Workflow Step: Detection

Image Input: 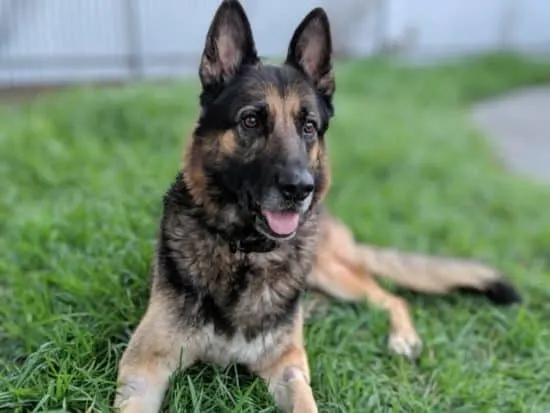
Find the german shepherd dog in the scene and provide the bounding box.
[114,1,521,411]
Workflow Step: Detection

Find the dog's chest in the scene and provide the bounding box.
[194,256,300,367]
[195,249,304,325]
[199,324,287,368]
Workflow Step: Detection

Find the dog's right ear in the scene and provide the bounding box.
[199,0,259,93]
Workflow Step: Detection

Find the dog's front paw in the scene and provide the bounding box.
[293,405,318,413]
[388,330,423,360]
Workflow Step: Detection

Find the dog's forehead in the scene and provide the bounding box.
[239,64,318,111]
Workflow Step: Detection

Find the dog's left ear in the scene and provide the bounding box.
[285,8,334,106]
[199,0,259,92]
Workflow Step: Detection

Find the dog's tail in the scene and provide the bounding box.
[357,244,522,305]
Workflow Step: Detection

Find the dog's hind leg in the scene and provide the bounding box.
[309,217,422,359]
[308,257,422,360]
[114,299,198,413]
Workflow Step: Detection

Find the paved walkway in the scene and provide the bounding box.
[470,85,550,182]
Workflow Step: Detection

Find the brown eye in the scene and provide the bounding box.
[303,120,316,135]
[241,114,258,129]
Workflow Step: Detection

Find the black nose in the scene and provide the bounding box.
[277,168,314,202]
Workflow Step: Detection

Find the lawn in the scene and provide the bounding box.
[1,53,550,412]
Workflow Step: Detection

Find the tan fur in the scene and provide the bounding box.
[356,244,505,294]
[265,86,301,123]
[182,138,207,207]
[114,296,198,412]
[305,214,521,358]
[308,215,422,357]
[115,275,307,413]
[253,309,317,413]
[308,140,319,167]
[314,150,331,204]
[218,130,238,155]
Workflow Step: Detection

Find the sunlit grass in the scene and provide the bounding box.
[1,53,550,412]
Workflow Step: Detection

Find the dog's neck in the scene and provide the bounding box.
[205,224,278,254]
[171,172,278,254]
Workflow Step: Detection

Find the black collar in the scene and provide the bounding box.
[227,233,278,254]
[203,223,278,254]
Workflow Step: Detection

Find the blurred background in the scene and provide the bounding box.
[1,2,550,411]
[1,0,549,90]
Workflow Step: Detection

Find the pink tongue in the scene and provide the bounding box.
[262,211,300,235]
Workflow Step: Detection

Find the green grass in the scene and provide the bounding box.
[1,53,550,412]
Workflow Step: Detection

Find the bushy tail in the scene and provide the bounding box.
[357,244,522,305]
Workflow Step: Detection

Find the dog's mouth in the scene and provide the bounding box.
[255,209,301,241]
[262,210,300,235]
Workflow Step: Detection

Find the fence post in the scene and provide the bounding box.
[123,0,143,80]
[373,0,388,54]
[499,0,519,50]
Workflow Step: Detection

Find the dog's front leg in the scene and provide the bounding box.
[257,345,318,413]
[253,310,318,413]
[113,301,198,413]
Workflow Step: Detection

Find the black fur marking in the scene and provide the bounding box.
[158,224,237,337]
[157,229,186,293]
[156,173,311,341]
[200,291,237,337]
[225,262,253,307]
[455,279,522,306]
[243,288,301,342]
[483,279,523,305]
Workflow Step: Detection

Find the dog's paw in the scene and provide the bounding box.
[388,330,423,360]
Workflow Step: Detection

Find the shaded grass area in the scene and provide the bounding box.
[1,53,550,412]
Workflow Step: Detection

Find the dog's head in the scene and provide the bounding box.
[184,0,334,241]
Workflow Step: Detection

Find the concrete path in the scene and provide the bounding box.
[470,85,550,182]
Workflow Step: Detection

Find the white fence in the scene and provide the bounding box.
[0,0,549,86]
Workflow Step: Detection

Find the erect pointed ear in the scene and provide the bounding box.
[199,0,259,91]
[285,8,334,102]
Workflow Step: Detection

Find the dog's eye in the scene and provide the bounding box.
[303,120,316,135]
[241,114,258,129]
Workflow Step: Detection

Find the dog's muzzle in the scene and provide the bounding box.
[255,165,314,241]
